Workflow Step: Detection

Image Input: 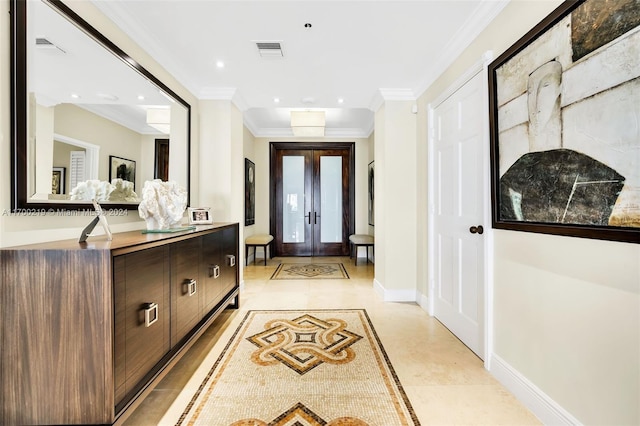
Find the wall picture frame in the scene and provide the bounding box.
[109,155,136,189]
[52,167,65,195]
[488,0,640,244]
[245,158,255,226]
[188,207,213,225]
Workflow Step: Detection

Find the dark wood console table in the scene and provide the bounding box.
[0,223,239,425]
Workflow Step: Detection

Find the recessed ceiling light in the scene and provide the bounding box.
[216,60,225,68]
[70,93,80,99]
[273,97,280,103]
[338,98,344,104]
[137,95,145,100]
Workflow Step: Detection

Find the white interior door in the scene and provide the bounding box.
[432,70,486,359]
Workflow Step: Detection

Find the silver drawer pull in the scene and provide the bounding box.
[187,279,197,296]
[226,254,236,267]
[144,302,158,327]
[209,264,220,279]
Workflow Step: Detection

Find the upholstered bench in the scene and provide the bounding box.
[349,234,374,265]
[245,234,274,266]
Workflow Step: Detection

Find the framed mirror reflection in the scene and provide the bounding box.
[10,0,191,210]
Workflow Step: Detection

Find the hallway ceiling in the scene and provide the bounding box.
[91,0,509,138]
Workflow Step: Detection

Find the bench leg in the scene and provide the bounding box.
[263,244,267,266]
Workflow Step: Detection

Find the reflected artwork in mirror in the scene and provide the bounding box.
[10,0,191,211]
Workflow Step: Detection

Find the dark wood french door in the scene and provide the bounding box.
[270,142,354,257]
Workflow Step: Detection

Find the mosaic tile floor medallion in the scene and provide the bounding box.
[270,263,350,280]
[173,310,420,425]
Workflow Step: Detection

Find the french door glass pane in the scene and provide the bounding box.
[282,156,305,243]
[320,156,342,243]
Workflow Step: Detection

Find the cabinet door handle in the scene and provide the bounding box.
[143,302,158,327]
[226,254,236,267]
[209,264,220,279]
[187,279,197,296]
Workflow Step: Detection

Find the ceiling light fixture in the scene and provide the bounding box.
[274,97,280,103]
[146,107,171,134]
[291,111,325,137]
[216,60,225,68]
[338,98,344,104]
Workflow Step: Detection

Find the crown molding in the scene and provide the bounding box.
[414,0,509,98]
[378,88,417,101]
[369,88,417,111]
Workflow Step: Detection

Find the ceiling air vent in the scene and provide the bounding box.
[256,41,283,58]
[35,37,66,53]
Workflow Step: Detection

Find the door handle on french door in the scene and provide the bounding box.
[305,212,311,224]
[314,212,320,224]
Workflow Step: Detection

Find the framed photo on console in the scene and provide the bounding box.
[188,207,213,225]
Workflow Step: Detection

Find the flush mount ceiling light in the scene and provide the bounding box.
[291,111,325,137]
[146,107,171,134]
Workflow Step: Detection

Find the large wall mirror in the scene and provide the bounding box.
[10,0,191,211]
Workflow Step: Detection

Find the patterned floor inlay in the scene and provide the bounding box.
[172,310,420,425]
[230,402,370,426]
[247,314,362,375]
[270,263,350,280]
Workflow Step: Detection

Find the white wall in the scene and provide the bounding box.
[373,100,418,300]
[417,1,640,424]
[55,103,144,186]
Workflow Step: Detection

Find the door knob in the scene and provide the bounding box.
[469,225,484,234]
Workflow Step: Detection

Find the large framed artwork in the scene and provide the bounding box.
[488,0,640,244]
[245,158,255,226]
[109,155,136,189]
[368,161,375,226]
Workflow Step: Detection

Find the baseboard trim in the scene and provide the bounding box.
[490,354,581,425]
[417,291,429,313]
[373,279,418,302]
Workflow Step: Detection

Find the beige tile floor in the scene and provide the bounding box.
[123,256,540,425]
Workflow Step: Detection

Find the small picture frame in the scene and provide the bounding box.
[109,155,136,189]
[188,207,213,225]
[52,167,66,194]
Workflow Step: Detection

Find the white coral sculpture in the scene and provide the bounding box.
[70,180,114,202]
[138,179,188,230]
[109,178,138,202]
